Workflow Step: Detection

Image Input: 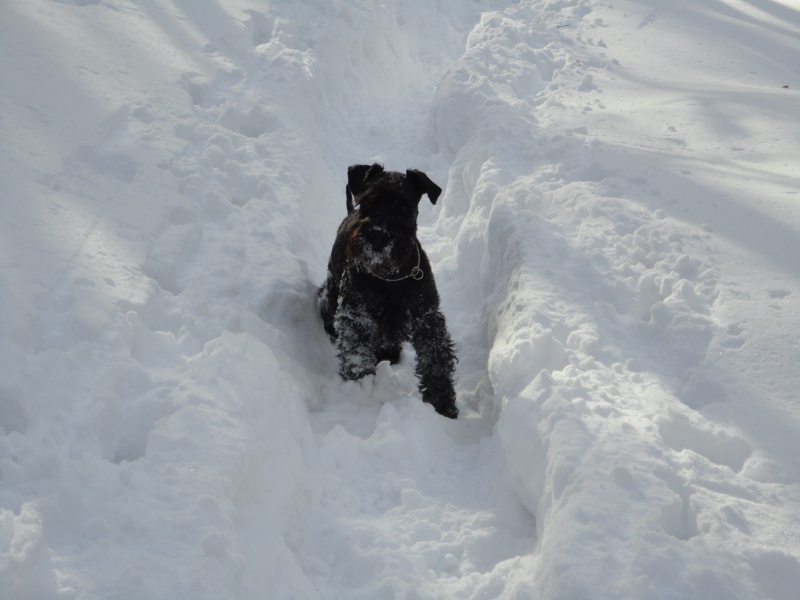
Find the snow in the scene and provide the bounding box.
[1,0,799,598]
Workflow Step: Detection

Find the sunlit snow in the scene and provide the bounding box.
[2,0,799,598]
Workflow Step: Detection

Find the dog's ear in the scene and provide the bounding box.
[347,163,384,196]
[406,169,442,204]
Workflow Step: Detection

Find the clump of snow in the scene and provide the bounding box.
[2,0,799,598]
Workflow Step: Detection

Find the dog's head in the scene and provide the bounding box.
[346,163,442,213]
[344,164,442,279]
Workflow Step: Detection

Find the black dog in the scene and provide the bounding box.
[319,164,458,418]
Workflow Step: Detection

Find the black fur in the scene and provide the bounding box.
[319,164,458,418]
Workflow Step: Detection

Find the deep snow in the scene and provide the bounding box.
[1,0,799,598]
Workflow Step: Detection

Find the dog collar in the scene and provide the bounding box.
[366,241,424,282]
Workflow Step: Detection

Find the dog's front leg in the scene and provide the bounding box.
[411,309,458,418]
[318,274,339,342]
[334,285,378,381]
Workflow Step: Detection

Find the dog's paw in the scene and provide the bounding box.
[338,356,376,382]
[436,402,459,419]
[423,389,459,419]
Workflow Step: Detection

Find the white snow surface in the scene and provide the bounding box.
[2,0,800,598]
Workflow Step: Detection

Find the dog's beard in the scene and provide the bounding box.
[348,233,415,279]
[360,240,395,273]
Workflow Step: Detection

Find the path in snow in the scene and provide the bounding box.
[262,1,543,596]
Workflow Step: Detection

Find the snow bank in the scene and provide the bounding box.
[432,2,800,597]
[2,0,799,598]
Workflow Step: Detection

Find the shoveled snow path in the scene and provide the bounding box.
[268,1,542,597]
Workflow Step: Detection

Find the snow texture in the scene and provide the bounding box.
[1,0,800,598]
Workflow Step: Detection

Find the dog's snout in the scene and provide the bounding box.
[366,228,390,250]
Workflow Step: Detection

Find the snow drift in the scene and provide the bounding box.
[2,0,799,598]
